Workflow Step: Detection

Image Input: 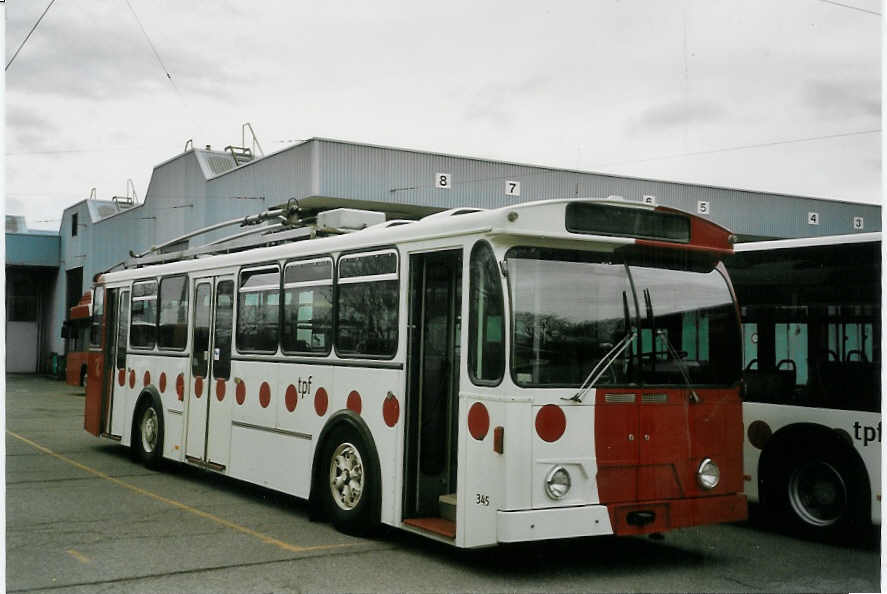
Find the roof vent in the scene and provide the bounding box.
[317,208,385,233]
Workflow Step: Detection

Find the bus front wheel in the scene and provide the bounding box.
[133,395,164,470]
[320,424,379,536]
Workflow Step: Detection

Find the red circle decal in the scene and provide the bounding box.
[143,371,151,388]
[216,379,226,401]
[285,385,298,412]
[129,370,136,389]
[176,373,184,401]
[346,390,362,415]
[535,404,567,442]
[159,372,167,393]
[118,369,126,387]
[259,382,271,408]
[195,376,204,398]
[236,381,246,405]
[383,393,400,427]
[314,387,328,416]
[468,402,490,441]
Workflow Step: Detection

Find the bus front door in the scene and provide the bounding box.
[185,277,234,469]
[106,288,130,439]
[404,250,462,525]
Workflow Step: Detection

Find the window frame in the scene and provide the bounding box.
[129,279,159,351]
[282,255,335,357]
[334,247,400,360]
[157,274,189,352]
[467,240,506,387]
[235,263,282,355]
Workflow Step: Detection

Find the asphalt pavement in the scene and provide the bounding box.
[5,374,881,593]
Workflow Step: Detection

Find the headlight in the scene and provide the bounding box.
[544,466,571,499]
[697,458,720,490]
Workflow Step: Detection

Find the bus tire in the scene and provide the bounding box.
[132,393,164,470]
[319,423,380,536]
[764,444,866,540]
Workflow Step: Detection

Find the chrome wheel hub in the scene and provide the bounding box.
[141,407,158,454]
[330,442,364,510]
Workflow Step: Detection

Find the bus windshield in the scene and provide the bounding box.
[506,247,740,388]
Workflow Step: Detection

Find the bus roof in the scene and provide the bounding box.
[98,198,734,284]
[734,231,881,253]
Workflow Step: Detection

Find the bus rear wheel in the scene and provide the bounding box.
[133,396,164,470]
[320,424,379,536]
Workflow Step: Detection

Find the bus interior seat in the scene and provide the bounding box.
[743,359,796,404]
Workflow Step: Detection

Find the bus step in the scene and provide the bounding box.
[438,493,457,523]
[403,517,456,539]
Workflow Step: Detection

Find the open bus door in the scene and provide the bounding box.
[84,286,125,438]
[84,286,107,436]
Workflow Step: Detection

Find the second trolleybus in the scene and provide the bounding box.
[726,233,881,538]
[84,198,747,547]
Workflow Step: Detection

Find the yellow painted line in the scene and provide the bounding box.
[8,430,355,555]
[66,549,92,564]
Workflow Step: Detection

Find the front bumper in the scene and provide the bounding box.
[497,493,747,542]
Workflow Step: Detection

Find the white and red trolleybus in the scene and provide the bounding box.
[726,233,881,538]
[84,198,747,547]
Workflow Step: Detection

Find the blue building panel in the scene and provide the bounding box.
[6,233,60,268]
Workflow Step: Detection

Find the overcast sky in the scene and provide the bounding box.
[5,0,881,230]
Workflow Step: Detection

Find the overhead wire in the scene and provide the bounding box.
[6,0,58,71]
[593,129,881,167]
[813,0,881,15]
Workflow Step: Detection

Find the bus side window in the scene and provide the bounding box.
[282,258,333,355]
[236,266,281,353]
[130,280,158,349]
[158,275,188,350]
[336,251,398,357]
[90,286,104,347]
[213,281,234,380]
[192,283,211,378]
[117,290,130,370]
[468,241,504,385]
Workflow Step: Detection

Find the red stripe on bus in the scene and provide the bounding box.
[285,385,298,412]
[314,387,328,416]
[468,402,490,441]
[383,393,399,427]
[346,390,362,415]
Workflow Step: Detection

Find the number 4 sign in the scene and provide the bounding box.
[807,212,820,226]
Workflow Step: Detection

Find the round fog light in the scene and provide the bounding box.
[697,457,720,490]
[544,465,571,499]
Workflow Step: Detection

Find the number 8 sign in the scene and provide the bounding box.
[435,173,452,189]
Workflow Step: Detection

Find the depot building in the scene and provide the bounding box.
[5,136,881,374]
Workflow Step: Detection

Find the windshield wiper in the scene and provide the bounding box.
[565,329,637,403]
[656,329,702,404]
